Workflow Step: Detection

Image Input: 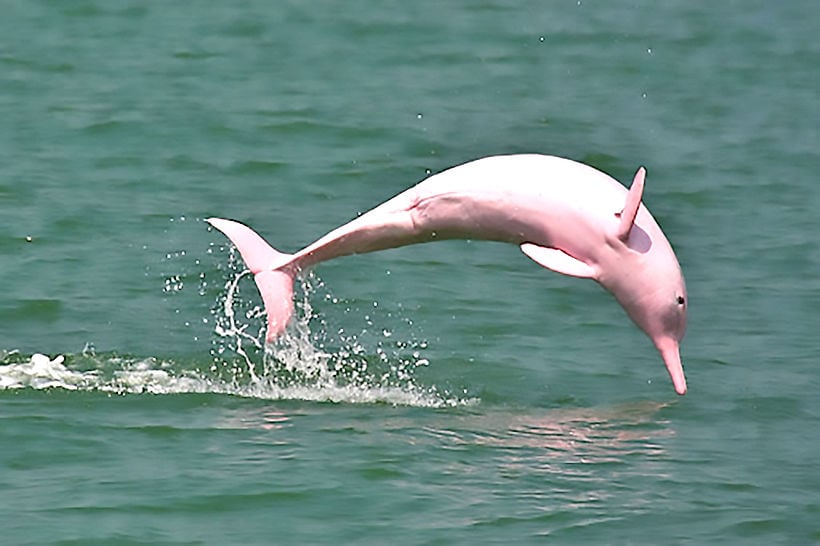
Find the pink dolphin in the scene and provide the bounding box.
[208,154,688,395]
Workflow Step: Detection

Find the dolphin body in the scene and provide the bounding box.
[208,154,688,395]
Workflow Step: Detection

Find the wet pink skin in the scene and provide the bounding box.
[209,154,688,395]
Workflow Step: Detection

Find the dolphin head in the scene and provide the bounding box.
[603,167,689,395]
[619,263,688,395]
[605,231,688,395]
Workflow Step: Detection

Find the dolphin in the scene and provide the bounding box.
[207,154,688,395]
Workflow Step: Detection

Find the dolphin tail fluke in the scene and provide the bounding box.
[207,218,296,342]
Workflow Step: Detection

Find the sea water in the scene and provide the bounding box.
[1,1,818,543]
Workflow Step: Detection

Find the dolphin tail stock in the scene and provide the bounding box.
[207,218,296,342]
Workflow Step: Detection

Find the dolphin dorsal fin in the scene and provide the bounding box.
[617,166,646,242]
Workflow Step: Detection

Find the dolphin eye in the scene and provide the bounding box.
[676,296,685,305]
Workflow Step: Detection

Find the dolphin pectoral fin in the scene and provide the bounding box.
[520,243,597,279]
[617,166,646,242]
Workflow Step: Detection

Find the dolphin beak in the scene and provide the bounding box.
[657,340,687,395]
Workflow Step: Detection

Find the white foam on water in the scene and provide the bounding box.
[0,351,468,407]
[0,353,91,391]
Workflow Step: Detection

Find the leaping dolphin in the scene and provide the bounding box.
[207,154,688,395]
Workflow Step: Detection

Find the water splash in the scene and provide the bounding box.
[0,249,472,407]
[205,253,468,407]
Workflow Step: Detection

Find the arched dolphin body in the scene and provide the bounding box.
[208,154,688,395]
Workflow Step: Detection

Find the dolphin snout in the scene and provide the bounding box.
[657,340,687,395]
